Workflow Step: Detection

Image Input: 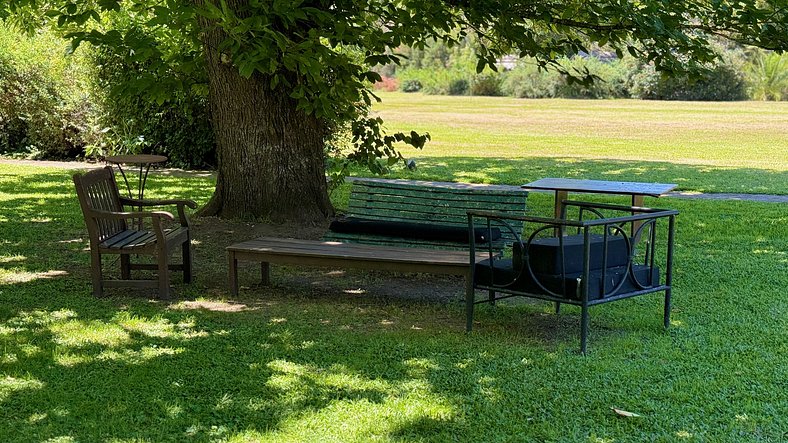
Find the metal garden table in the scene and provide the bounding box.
[105,154,168,201]
[521,178,677,235]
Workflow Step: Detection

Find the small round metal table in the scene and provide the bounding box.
[105,154,168,200]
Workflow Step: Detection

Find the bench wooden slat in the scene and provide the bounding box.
[103,230,151,249]
[329,178,528,251]
[101,230,139,248]
[227,237,491,297]
[348,199,523,217]
[352,186,528,202]
[228,237,483,265]
[101,227,189,250]
[349,177,526,193]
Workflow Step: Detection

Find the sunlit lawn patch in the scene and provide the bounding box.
[368,93,788,195]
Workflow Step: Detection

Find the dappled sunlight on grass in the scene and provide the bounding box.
[2,143,788,440]
[95,345,183,364]
[0,254,26,263]
[403,357,441,377]
[255,358,457,442]
[1,308,208,370]
[115,312,207,339]
[0,269,68,284]
[0,376,45,402]
[50,320,131,348]
[171,299,254,312]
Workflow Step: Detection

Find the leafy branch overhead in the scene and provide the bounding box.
[4,0,786,118]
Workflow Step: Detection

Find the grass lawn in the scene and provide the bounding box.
[1,97,787,442]
[366,93,788,195]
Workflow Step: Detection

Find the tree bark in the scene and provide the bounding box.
[196,1,334,223]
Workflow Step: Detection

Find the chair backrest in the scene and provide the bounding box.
[73,166,126,243]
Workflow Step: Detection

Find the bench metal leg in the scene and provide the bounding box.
[488,289,495,305]
[580,304,589,354]
[554,302,561,314]
[664,288,672,329]
[465,275,475,332]
[261,262,270,286]
[228,252,239,296]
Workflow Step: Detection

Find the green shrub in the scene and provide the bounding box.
[0,29,96,159]
[398,68,470,95]
[400,79,422,92]
[746,50,788,101]
[552,56,632,99]
[630,59,748,101]
[90,32,216,169]
[500,63,556,98]
[470,73,502,96]
[448,78,469,95]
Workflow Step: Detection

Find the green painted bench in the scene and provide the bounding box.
[325,178,529,252]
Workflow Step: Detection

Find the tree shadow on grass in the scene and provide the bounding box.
[4,272,619,441]
[0,169,618,441]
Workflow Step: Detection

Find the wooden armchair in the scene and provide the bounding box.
[73,166,197,298]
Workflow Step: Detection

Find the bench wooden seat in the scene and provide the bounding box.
[227,237,487,296]
[100,227,189,251]
[325,178,529,251]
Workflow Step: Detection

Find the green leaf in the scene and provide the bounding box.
[476,58,486,73]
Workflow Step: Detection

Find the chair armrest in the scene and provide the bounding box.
[119,196,197,209]
[119,197,195,227]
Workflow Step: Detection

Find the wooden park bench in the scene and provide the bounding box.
[227,178,529,295]
[325,177,529,252]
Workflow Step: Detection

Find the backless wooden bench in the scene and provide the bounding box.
[227,237,487,296]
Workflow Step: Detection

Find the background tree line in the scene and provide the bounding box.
[1,27,786,167]
[380,36,788,101]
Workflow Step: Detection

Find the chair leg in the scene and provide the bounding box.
[182,235,193,284]
[664,288,672,329]
[157,249,171,299]
[90,249,104,297]
[120,255,131,280]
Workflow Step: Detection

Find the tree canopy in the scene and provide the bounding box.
[2,0,786,221]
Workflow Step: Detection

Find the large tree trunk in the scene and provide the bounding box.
[196,3,334,223]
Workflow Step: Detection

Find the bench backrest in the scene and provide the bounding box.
[329,178,528,250]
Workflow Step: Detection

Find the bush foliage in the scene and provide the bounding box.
[91,44,215,169]
[0,29,96,159]
[0,26,215,167]
[394,39,781,103]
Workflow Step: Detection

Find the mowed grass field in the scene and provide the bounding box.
[1,97,787,442]
[366,93,788,195]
